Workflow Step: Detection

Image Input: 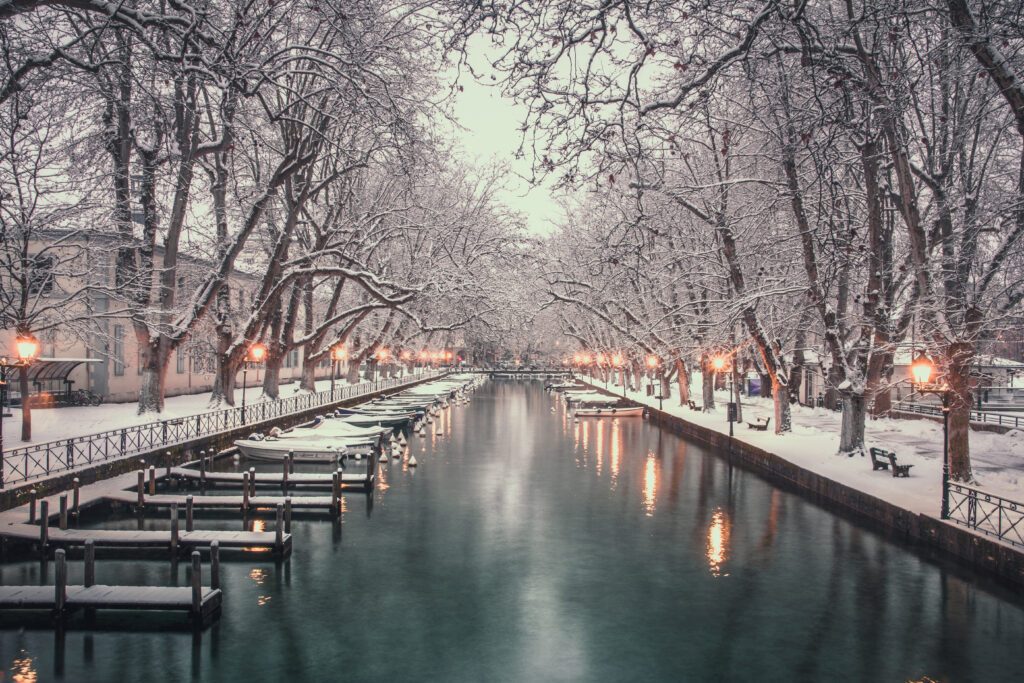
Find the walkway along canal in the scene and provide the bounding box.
[0,379,1022,681]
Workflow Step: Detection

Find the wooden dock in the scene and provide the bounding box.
[0,548,222,624]
[104,490,335,512]
[0,522,291,556]
[168,466,374,490]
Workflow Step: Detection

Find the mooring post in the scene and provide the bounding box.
[331,471,340,516]
[210,541,220,590]
[137,470,145,508]
[170,503,179,553]
[282,457,289,491]
[58,495,68,531]
[275,503,284,554]
[54,549,67,616]
[148,465,156,495]
[84,539,95,587]
[249,467,256,496]
[28,489,37,524]
[186,495,194,532]
[191,551,202,615]
[165,451,172,478]
[39,500,49,551]
[284,497,292,533]
[199,449,207,485]
[72,478,80,519]
[242,472,250,512]
[289,450,295,474]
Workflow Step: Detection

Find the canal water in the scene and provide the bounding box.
[1,380,1023,681]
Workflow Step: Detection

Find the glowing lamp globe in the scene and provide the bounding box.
[247,342,267,363]
[646,355,659,369]
[712,356,726,371]
[14,334,40,362]
[911,351,934,386]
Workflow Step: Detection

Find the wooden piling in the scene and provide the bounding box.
[249,467,256,496]
[190,551,202,615]
[170,503,179,553]
[54,549,67,615]
[275,504,283,553]
[210,541,220,591]
[148,465,156,495]
[28,489,37,524]
[284,498,292,534]
[242,472,250,512]
[39,501,49,550]
[186,495,194,532]
[165,451,172,478]
[137,470,145,508]
[199,449,207,484]
[72,478,80,518]
[59,495,68,530]
[282,458,289,491]
[84,539,95,587]
[331,471,339,515]
[289,450,295,474]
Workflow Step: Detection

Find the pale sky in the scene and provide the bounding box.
[446,49,565,236]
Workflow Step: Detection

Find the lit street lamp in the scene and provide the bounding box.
[1,333,41,488]
[330,344,347,396]
[910,350,951,519]
[242,342,267,425]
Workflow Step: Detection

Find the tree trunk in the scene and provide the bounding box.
[866,348,894,417]
[346,361,360,385]
[824,366,843,410]
[262,354,282,400]
[946,341,975,482]
[732,366,743,423]
[675,359,690,406]
[299,354,317,393]
[138,361,168,414]
[838,392,866,455]
[18,367,30,441]
[702,363,715,411]
[211,357,238,408]
[773,379,791,434]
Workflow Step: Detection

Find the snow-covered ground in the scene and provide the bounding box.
[2,371,430,449]
[584,378,1024,517]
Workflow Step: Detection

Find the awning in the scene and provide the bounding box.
[23,358,102,383]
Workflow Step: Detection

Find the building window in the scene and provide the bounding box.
[113,325,125,376]
[176,346,185,374]
[28,254,56,295]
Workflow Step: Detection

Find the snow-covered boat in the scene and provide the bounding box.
[573,405,645,418]
[334,411,417,427]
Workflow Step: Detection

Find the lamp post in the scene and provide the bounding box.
[646,355,662,410]
[242,342,267,425]
[910,350,951,519]
[1,333,41,488]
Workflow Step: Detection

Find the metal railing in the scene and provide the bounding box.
[2,370,446,487]
[894,401,1024,430]
[947,482,1024,548]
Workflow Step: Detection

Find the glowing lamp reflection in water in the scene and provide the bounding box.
[706,508,732,577]
[642,452,657,516]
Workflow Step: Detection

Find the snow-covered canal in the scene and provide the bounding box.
[2,380,1023,681]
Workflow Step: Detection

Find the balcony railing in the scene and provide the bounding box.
[2,370,445,487]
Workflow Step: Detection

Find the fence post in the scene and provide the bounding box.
[148,465,156,495]
[72,478,80,519]
[66,439,74,469]
[29,489,37,524]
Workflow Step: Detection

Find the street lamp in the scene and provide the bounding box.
[242,342,267,425]
[646,355,662,410]
[910,350,951,519]
[330,344,347,395]
[1,333,41,488]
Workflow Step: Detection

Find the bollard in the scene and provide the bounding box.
[165,451,172,478]
[84,539,95,587]
[289,451,295,474]
[284,498,292,534]
[29,489,37,524]
[170,503,179,553]
[72,478,80,519]
[59,495,68,531]
[148,465,156,496]
[39,500,49,550]
[282,458,289,491]
[331,471,339,515]
[249,467,256,496]
[199,449,207,484]
[242,472,250,512]
[186,495,194,532]
[275,504,284,553]
[54,549,67,615]
[210,541,220,590]
[137,471,145,508]
[191,551,202,615]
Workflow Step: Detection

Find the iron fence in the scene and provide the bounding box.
[3,371,445,487]
[946,482,1024,548]
[894,401,1024,430]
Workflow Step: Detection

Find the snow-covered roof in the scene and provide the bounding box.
[892,350,1024,368]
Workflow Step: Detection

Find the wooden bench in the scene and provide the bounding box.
[746,417,770,431]
[687,400,703,412]
[869,447,913,478]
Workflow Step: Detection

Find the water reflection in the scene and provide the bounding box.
[249,568,267,586]
[610,420,621,489]
[252,519,265,533]
[11,650,37,683]
[706,507,731,578]
[642,452,658,516]
[595,420,604,476]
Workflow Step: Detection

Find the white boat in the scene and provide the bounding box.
[574,405,645,418]
[234,438,354,462]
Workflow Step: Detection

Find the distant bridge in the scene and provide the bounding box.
[468,368,573,377]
